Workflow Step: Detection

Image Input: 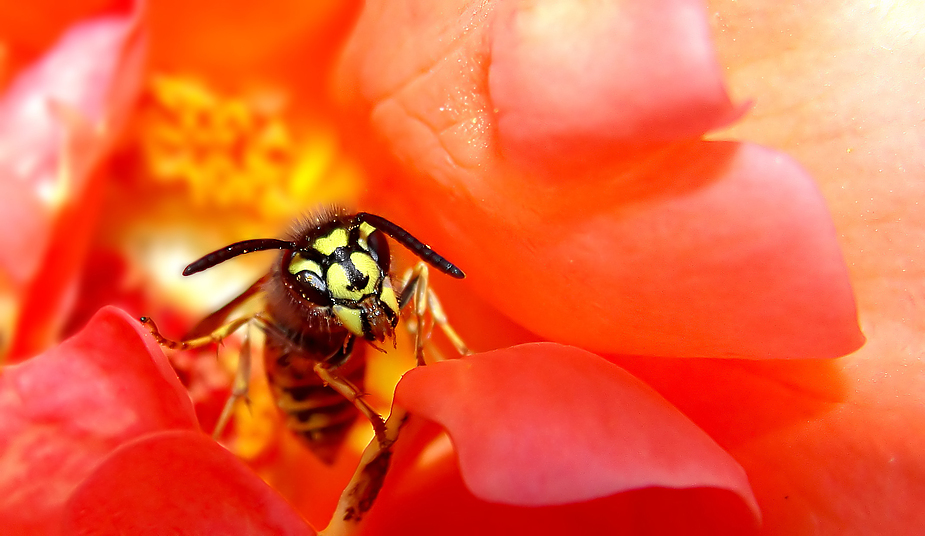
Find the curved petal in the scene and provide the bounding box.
[0,1,146,358]
[615,332,925,533]
[336,1,862,359]
[734,339,925,534]
[502,141,863,359]
[378,141,862,359]
[147,0,359,102]
[363,419,759,535]
[490,0,743,168]
[706,1,925,532]
[0,306,198,534]
[394,342,759,518]
[62,430,316,535]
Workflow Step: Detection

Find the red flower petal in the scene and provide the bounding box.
[617,340,925,533]
[147,0,358,95]
[394,343,759,519]
[737,344,925,534]
[364,419,759,535]
[0,1,146,358]
[490,0,743,167]
[62,430,316,536]
[0,306,197,534]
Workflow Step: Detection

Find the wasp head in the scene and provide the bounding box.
[285,220,400,342]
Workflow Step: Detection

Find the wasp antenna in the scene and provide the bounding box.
[356,212,465,279]
[184,238,297,276]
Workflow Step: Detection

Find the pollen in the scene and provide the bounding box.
[136,75,359,221]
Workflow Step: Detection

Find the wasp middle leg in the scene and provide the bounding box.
[399,262,471,366]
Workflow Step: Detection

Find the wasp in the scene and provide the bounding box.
[140,208,468,463]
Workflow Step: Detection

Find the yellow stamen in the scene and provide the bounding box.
[136,75,360,221]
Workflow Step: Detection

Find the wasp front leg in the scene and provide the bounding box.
[399,262,471,366]
[140,314,257,438]
[313,363,389,448]
[140,315,252,351]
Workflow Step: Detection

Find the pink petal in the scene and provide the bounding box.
[364,419,760,535]
[0,1,146,358]
[739,340,925,534]
[394,342,759,518]
[0,306,198,534]
[490,0,744,167]
[0,1,117,60]
[62,430,316,535]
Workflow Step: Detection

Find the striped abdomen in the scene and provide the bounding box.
[264,335,365,464]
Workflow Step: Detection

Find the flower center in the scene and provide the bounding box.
[136,75,358,220]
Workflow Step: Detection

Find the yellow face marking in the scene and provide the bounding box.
[312,227,348,256]
[326,264,364,301]
[380,280,399,317]
[287,254,322,276]
[357,222,376,251]
[359,222,376,239]
[350,252,381,295]
[333,304,363,336]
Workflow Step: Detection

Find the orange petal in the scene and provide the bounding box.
[490,0,744,168]
[705,2,925,530]
[147,0,360,97]
[336,1,862,359]
[0,0,117,67]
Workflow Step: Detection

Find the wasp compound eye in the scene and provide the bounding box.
[287,252,333,305]
[366,229,391,273]
[294,269,332,305]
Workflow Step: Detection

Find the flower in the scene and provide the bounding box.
[1,1,923,535]
[332,1,923,534]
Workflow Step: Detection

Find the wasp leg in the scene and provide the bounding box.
[313,363,389,449]
[139,315,258,439]
[212,323,254,439]
[398,263,428,366]
[140,315,252,351]
[399,262,471,365]
[424,285,471,357]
